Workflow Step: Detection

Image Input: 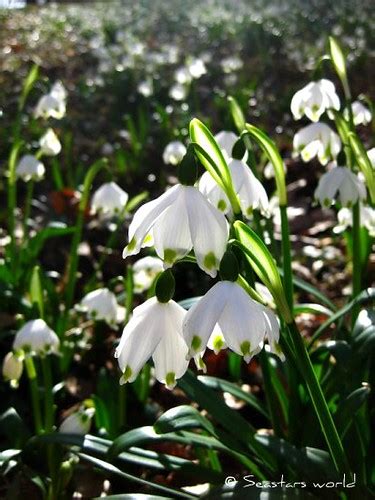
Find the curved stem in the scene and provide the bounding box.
[25,356,43,435]
[351,202,361,324]
[287,320,352,477]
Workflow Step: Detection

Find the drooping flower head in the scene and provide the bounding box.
[59,407,95,435]
[80,288,124,325]
[13,319,60,356]
[34,81,67,120]
[344,101,372,126]
[91,182,129,217]
[39,128,62,156]
[2,352,23,387]
[291,79,340,122]
[293,122,341,165]
[123,184,229,278]
[16,155,45,182]
[314,166,367,207]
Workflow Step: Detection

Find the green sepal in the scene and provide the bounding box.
[155,270,175,303]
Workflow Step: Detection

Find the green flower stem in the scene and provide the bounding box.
[258,350,285,438]
[65,160,106,312]
[25,356,43,435]
[22,180,34,243]
[279,205,294,311]
[41,356,54,432]
[7,142,22,271]
[125,266,134,324]
[287,320,352,477]
[351,201,361,324]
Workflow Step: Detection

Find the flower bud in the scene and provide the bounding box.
[2,352,23,387]
[59,408,95,435]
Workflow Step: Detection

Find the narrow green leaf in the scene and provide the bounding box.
[20,64,39,110]
[228,96,246,132]
[29,265,44,318]
[329,37,350,98]
[348,132,375,203]
[154,405,216,435]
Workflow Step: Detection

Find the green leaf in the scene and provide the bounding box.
[348,132,375,203]
[154,405,216,435]
[197,375,269,419]
[244,124,287,206]
[26,223,75,261]
[29,265,44,319]
[334,387,371,439]
[293,303,333,318]
[233,222,292,323]
[125,191,149,213]
[329,37,349,98]
[20,64,39,110]
[228,96,246,132]
[92,395,111,436]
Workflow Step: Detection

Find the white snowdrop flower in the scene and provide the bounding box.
[188,58,207,79]
[169,83,187,101]
[366,147,375,167]
[214,130,247,162]
[80,288,121,325]
[290,79,340,122]
[39,129,62,156]
[262,306,284,360]
[123,184,229,278]
[175,67,192,85]
[162,141,187,165]
[133,256,164,293]
[13,319,60,355]
[183,281,278,363]
[2,352,23,387]
[91,182,129,217]
[59,408,95,435]
[34,81,67,120]
[315,166,367,207]
[345,101,372,126]
[334,205,375,237]
[293,122,341,165]
[137,79,153,97]
[16,154,45,181]
[115,297,189,389]
[199,159,269,217]
[34,94,66,120]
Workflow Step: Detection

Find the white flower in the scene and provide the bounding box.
[367,147,375,167]
[188,58,207,79]
[314,166,367,207]
[137,79,153,97]
[115,297,189,389]
[293,122,341,165]
[91,182,129,217]
[183,281,281,363]
[162,141,187,165]
[214,130,247,162]
[345,101,372,126]
[221,56,243,73]
[39,129,61,156]
[334,205,375,237]
[50,81,67,102]
[2,352,23,387]
[80,288,123,325]
[16,154,45,181]
[175,67,192,85]
[291,79,340,122]
[264,160,287,179]
[59,408,95,435]
[199,158,269,217]
[34,81,67,120]
[123,184,229,278]
[133,256,164,293]
[13,319,60,355]
[169,83,187,101]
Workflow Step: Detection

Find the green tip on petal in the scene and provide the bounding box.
[124,237,136,256]
[120,365,132,385]
[218,199,227,211]
[241,340,252,363]
[165,372,176,389]
[164,248,177,265]
[203,252,217,270]
[191,335,202,353]
[212,335,225,354]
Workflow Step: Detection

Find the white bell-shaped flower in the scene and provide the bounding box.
[183,281,280,363]
[162,141,187,165]
[199,158,269,217]
[334,205,375,237]
[314,166,367,207]
[39,129,62,156]
[115,297,189,389]
[34,81,67,120]
[2,352,23,387]
[291,79,340,122]
[133,256,164,293]
[293,122,341,165]
[345,101,372,126]
[80,288,123,325]
[16,154,45,181]
[59,407,95,435]
[123,184,229,278]
[91,182,129,217]
[13,319,60,355]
